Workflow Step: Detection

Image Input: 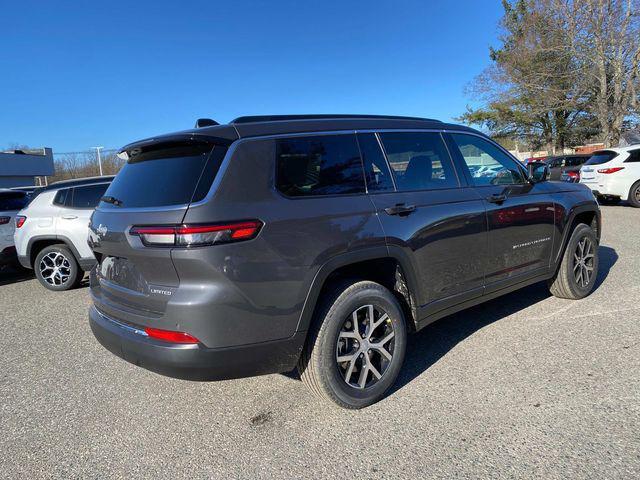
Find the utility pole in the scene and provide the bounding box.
[93,146,104,176]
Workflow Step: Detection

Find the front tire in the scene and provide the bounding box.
[34,244,82,291]
[298,280,407,409]
[548,224,599,299]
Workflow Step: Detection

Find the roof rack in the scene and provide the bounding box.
[230,114,442,124]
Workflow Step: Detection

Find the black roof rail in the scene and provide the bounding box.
[230,114,442,124]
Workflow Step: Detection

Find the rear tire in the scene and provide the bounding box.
[628,181,640,208]
[34,244,82,291]
[298,280,407,409]
[548,224,599,299]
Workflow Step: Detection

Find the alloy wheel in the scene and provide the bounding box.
[336,304,395,389]
[39,251,71,286]
[573,237,595,288]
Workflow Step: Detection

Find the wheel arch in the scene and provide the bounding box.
[27,235,82,269]
[554,204,600,267]
[295,246,422,333]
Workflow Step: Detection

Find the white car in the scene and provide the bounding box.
[0,189,30,268]
[13,176,113,290]
[580,145,640,207]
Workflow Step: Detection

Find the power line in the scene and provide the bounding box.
[53,148,118,156]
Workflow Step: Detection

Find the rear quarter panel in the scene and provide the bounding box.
[177,138,386,347]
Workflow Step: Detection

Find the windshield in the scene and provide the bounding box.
[585,151,617,166]
[100,142,226,209]
[0,191,29,211]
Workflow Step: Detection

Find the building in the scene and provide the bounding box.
[574,143,605,155]
[0,148,54,188]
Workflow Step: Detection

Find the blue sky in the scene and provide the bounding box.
[0,1,503,153]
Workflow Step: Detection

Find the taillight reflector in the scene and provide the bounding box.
[130,220,262,247]
[0,216,10,225]
[144,327,200,344]
[15,216,26,228]
[597,167,625,174]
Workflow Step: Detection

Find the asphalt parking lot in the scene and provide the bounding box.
[1,205,639,479]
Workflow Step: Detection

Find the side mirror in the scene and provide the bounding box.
[528,161,550,183]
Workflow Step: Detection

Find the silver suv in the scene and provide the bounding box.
[14,176,113,290]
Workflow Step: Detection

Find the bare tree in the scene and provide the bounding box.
[461,0,639,149]
[574,0,640,146]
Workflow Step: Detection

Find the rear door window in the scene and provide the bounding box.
[585,151,617,165]
[69,184,110,209]
[0,191,29,211]
[53,189,70,206]
[378,132,459,191]
[275,134,365,197]
[100,142,222,209]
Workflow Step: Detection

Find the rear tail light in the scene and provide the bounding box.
[130,220,263,247]
[0,216,10,225]
[144,327,200,344]
[566,171,580,182]
[15,216,26,228]
[597,167,625,174]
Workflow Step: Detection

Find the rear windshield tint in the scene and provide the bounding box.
[0,191,29,211]
[585,151,617,166]
[100,142,223,208]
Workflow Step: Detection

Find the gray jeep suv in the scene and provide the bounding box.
[88,115,601,408]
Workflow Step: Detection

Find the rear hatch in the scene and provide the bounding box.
[0,191,29,250]
[89,137,230,321]
[580,150,618,184]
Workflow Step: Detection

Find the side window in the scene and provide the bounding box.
[625,149,640,163]
[53,189,69,206]
[547,157,561,168]
[356,133,394,192]
[378,132,459,191]
[450,133,525,186]
[0,192,28,211]
[275,134,365,197]
[69,184,109,208]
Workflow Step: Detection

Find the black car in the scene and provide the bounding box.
[88,114,601,408]
[545,154,591,181]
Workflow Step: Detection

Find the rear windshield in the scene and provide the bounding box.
[100,142,224,209]
[585,151,617,166]
[0,191,29,211]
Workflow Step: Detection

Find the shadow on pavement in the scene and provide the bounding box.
[391,243,618,394]
[284,244,619,390]
[0,266,35,286]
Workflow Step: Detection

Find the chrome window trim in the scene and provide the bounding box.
[373,132,397,191]
[165,127,514,209]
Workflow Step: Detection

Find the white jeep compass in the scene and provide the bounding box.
[13,176,113,290]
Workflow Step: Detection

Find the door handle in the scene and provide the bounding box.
[487,194,507,204]
[384,203,417,216]
[61,214,78,220]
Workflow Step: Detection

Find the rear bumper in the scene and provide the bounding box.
[17,254,31,269]
[89,305,306,381]
[581,179,627,200]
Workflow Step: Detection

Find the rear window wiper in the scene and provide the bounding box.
[101,195,123,207]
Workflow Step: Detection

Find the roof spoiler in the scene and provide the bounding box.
[194,118,219,128]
